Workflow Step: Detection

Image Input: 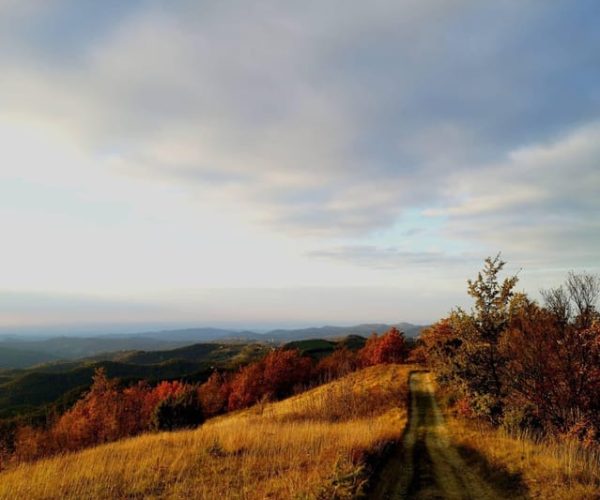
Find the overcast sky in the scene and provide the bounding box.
[1,1,599,331]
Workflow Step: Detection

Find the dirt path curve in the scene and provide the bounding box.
[370,371,511,500]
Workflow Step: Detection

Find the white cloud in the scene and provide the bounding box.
[427,122,600,267]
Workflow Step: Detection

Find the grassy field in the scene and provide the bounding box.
[445,417,600,499]
[0,364,413,499]
[420,367,600,500]
[431,377,600,499]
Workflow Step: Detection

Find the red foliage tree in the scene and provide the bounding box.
[373,327,408,364]
[228,360,266,411]
[120,381,157,435]
[263,349,312,399]
[198,371,230,418]
[152,380,188,401]
[51,368,122,451]
[227,348,313,410]
[359,328,408,366]
[358,333,379,367]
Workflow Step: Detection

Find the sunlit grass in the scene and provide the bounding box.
[446,410,600,499]
[0,364,413,499]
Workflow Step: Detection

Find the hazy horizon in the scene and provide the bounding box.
[1,1,598,331]
[0,317,427,339]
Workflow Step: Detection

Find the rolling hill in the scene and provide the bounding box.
[0,337,192,365]
[0,364,413,499]
[0,346,59,370]
[261,322,423,342]
[0,342,270,421]
[0,334,368,421]
[284,334,366,358]
[0,322,424,369]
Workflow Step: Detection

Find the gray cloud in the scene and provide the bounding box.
[1,0,599,267]
[309,246,478,270]
[428,122,600,269]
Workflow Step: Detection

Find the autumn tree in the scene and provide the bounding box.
[13,426,51,463]
[423,257,600,442]
[117,381,161,436]
[228,360,266,410]
[501,297,562,430]
[51,367,122,450]
[359,327,408,366]
[358,333,379,367]
[263,348,312,399]
[373,327,408,364]
[504,285,600,439]
[420,315,465,385]
[198,371,230,418]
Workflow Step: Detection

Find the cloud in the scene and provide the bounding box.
[309,246,477,270]
[0,0,599,321]
[2,1,598,239]
[425,122,600,268]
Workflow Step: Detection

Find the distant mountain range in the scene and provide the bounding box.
[133,322,424,342]
[0,322,425,370]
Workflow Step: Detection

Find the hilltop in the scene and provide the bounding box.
[0,364,413,499]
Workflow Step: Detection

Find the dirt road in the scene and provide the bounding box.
[370,371,517,500]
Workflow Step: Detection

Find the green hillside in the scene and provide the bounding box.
[0,346,59,369]
[284,335,366,358]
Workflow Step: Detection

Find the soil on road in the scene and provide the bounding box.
[370,371,520,500]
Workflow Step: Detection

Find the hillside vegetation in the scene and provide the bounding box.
[0,347,59,370]
[419,257,599,441]
[0,364,412,499]
[415,256,600,498]
[0,342,269,420]
[0,322,423,369]
[283,334,366,358]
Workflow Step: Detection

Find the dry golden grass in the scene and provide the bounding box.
[446,411,600,499]
[0,364,413,500]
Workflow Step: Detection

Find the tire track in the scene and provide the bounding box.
[370,372,519,500]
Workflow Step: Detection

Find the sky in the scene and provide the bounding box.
[1,1,599,332]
